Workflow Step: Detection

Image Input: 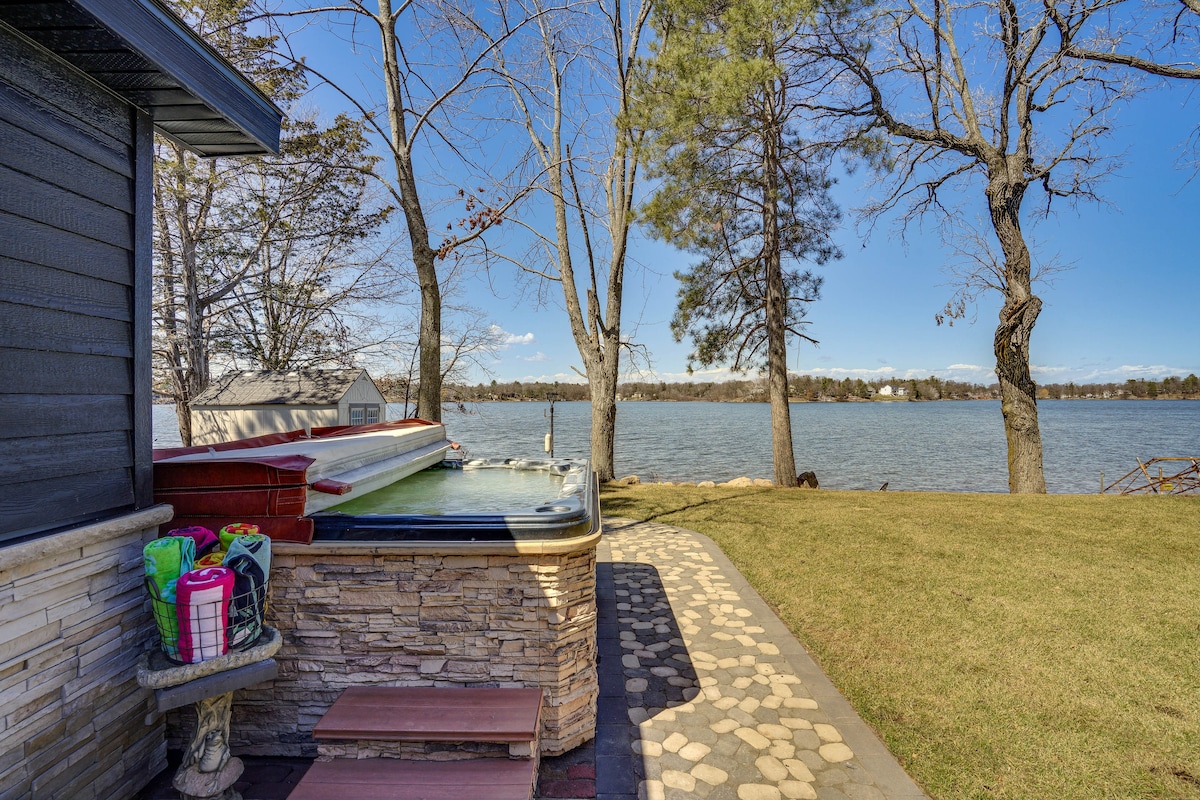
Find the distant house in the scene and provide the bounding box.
[878,384,894,396]
[190,368,388,444]
[0,2,281,797]
[895,386,909,397]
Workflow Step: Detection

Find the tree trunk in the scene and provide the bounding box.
[179,287,208,447]
[175,395,193,447]
[987,172,1046,493]
[995,320,1044,492]
[414,249,442,421]
[378,0,441,422]
[763,117,798,487]
[543,48,622,481]
[159,147,210,448]
[589,363,618,482]
[499,4,643,481]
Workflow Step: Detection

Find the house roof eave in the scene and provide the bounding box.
[0,0,282,156]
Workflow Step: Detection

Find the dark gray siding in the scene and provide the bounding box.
[0,22,146,543]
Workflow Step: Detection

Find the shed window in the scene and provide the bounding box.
[349,404,380,426]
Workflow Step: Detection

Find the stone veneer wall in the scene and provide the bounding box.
[204,534,599,758]
[0,506,174,800]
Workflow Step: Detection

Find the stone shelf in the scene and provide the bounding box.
[137,626,282,800]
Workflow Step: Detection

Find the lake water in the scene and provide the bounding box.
[153,400,1199,493]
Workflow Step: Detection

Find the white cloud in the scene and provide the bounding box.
[488,325,536,349]
[937,364,996,381]
[518,371,588,384]
[1066,364,1196,382]
[520,352,550,363]
[806,366,896,378]
[626,366,744,383]
[1030,365,1074,377]
[797,364,998,382]
[629,364,1000,383]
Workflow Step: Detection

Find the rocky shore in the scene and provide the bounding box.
[607,476,786,488]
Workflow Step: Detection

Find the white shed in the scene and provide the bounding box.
[189,369,388,445]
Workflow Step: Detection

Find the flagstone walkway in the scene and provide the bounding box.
[576,517,929,800]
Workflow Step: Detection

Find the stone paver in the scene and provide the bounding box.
[593,518,928,800]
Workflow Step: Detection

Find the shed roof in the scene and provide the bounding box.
[193,369,378,407]
[0,0,282,156]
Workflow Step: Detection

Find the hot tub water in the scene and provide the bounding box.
[309,458,597,542]
[329,463,568,516]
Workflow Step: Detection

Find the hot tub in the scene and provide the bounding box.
[155,427,601,758]
[309,458,599,542]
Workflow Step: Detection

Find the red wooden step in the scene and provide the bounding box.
[288,756,537,800]
[313,687,543,744]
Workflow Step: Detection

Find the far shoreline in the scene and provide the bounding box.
[414,395,1200,404]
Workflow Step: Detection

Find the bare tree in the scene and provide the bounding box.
[216,113,399,371]
[153,147,232,447]
[154,109,394,444]
[1048,0,1200,80]
[1047,0,1200,164]
[374,303,502,416]
[262,0,537,421]
[804,0,1142,492]
[934,220,1071,328]
[460,0,651,482]
[153,0,407,445]
[152,0,291,446]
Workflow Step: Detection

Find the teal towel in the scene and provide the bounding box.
[224,533,270,646]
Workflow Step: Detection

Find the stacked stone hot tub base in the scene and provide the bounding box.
[179,535,600,759]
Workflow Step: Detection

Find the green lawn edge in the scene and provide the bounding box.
[600,485,1200,800]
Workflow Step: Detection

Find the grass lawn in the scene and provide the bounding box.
[599,484,1200,799]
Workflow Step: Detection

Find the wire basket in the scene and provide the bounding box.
[146,577,269,664]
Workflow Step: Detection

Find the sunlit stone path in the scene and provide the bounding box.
[589,518,929,800]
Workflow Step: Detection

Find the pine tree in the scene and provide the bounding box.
[636,0,841,485]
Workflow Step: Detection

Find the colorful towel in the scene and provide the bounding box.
[195,551,226,568]
[143,536,196,602]
[224,533,271,646]
[169,525,218,556]
[176,567,234,663]
[219,523,260,552]
[143,536,196,659]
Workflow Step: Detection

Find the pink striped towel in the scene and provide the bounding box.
[176,567,234,663]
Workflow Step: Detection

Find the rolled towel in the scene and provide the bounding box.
[219,523,260,552]
[143,536,196,602]
[169,525,218,556]
[195,551,226,568]
[176,567,235,663]
[143,536,196,659]
[224,533,271,646]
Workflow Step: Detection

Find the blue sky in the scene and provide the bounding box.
[281,10,1200,388]
[472,89,1200,387]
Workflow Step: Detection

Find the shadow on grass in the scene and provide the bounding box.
[600,485,770,525]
